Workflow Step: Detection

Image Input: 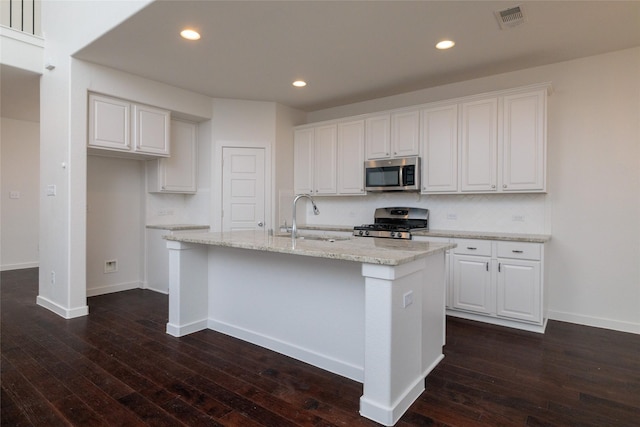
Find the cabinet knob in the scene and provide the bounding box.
[503,184,507,188]
[491,185,496,189]
[258,222,264,227]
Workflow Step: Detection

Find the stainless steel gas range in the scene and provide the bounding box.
[353,207,429,240]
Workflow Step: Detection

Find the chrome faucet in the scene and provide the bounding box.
[291,194,320,241]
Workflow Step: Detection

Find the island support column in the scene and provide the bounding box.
[359,254,445,426]
[165,241,209,337]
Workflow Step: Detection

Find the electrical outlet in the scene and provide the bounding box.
[447,213,458,220]
[50,271,55,285]
[104,260,118,273]
[403,291,414,308]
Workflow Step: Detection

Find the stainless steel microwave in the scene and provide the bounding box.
[364,156,420,192]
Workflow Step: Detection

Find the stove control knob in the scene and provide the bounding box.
[358,230,364,236]
[365,230,370,236]
[390,232,396,238]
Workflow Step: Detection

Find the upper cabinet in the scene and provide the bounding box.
[294,120,365,196]
[421,104,458,193]
[147,119,198,194]
[365,111,420,160]
[501,90,546,192]
[460,97,499,192]
[88,93,170,158]
[295,83,550,196]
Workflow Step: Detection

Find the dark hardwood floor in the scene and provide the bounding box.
[2,268,639,426]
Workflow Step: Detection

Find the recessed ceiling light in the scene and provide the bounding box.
[436,40,455,50]
[292,80,307,87]
[180,29,201,41]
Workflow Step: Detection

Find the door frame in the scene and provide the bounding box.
[210,141,272,233]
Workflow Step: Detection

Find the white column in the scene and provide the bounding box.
[359,258,429,426]
[165,241,209,337]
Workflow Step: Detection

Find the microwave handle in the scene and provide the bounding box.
[399,164,404,186]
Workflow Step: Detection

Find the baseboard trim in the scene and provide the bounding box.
[86,281,141,297]
[446,309,547,333]
[547,310,640,335]
[36,295,88,319]
[166,319,208,337]
[1,261,39,271]
[208,318,363,382]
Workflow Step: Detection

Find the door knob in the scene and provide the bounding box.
[258,222,264,227]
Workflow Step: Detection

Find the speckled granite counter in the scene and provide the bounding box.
[165,230,454,266]
[296,224,550,243]
[146,224,210,231]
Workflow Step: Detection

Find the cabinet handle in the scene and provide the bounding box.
[512,250,524,253]
[498,263,501,272]
[467,247,477,250]
[486,262,489,271]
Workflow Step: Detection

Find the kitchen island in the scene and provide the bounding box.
[164,230,454,426]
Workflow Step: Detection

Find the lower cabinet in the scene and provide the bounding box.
[416,235,546,332]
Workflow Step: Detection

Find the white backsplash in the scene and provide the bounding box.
[146,190,210,226]
[300,193,549,234]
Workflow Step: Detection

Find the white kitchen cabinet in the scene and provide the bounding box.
[391,110,420,157]
[448,238,546,332]
[460,97,498,192]
[501,89,546,192]
[314,124,338,194]
[420,104,458,193]
[496,240,542,323]
[147,119,197,194]
[295,121,365,196]
[337,120,365,194]
[294,128,315,194]
[365,114,391,159]
[88,93,170,157]
[451,240,493,315]
[88,94,131,151]
[132,104,170,156]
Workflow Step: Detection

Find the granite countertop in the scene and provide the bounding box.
[146,224,210,231]
[296,224,551,243]
[164,230,454,266]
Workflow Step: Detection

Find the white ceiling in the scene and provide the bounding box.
[73,0,640,112]
[2,1,640,122]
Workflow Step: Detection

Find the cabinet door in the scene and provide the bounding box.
[501,90,546,191]
[421,105,458,193]
[314,124,337,194]
[461,98,498,192]
[337,120,365,194]
[133,104,170,156]
[88,94,130,151]
[452,254,493,315]
[294,128,314,194]
[391,110,420,157]
[365,114,391,159]
[497,259,541,323]
[162,120,197,193]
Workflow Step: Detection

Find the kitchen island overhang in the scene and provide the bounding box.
[164,231,454,426]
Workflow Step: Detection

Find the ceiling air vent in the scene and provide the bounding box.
[495,5,526,30]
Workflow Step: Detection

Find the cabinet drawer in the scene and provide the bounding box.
[497,241,541,260]
[452,239,492,256]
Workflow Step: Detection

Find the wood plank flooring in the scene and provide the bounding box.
[2,268,639,426]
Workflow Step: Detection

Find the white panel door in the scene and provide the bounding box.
[222,147,266,231]
[461,98,498,192]
[501,90,546,191]
[365,114,391,159]
[337,120,365,194]
[162,119,197,192]
[421,104,458,193]
[293,128,314,194]
[88,94,130,151]
[314,124,338,194]
[133,104,170,156]
[496,259,541,323]
[391,110,420,157]
[452,254,493,315]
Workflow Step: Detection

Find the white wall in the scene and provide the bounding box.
[0,117,39,270]
[86,155,144,296]
[307,48,640,333]
[209,99,276,231]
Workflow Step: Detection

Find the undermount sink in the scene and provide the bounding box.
[276,233,350,242]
